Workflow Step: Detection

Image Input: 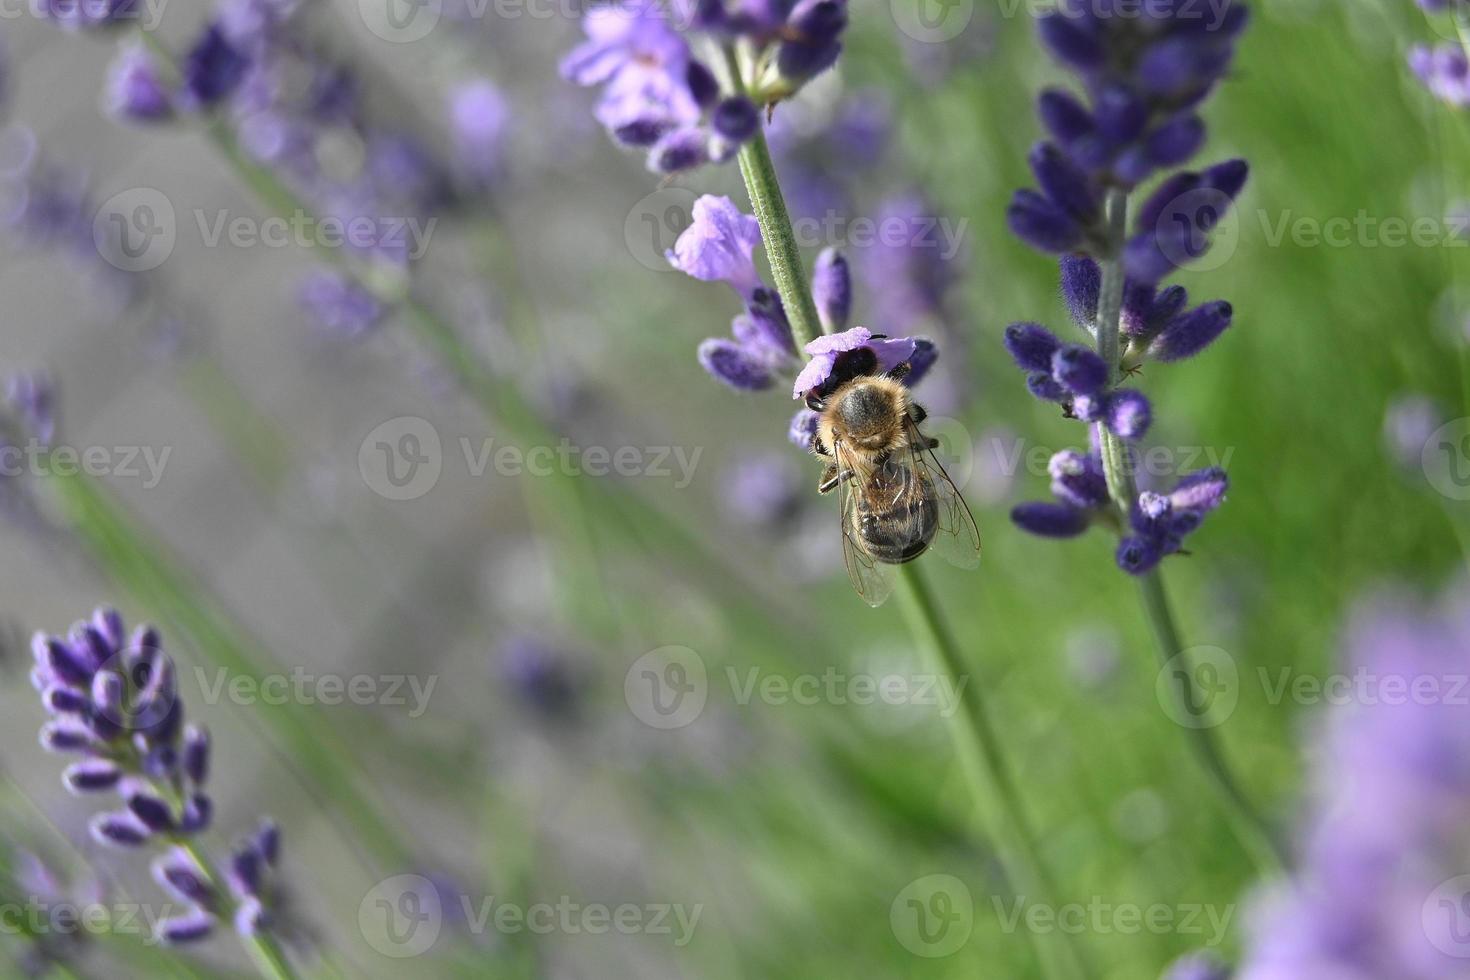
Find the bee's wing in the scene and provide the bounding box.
[835,444,896,607]
[906,418,982,570]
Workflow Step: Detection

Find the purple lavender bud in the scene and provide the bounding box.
[39,719,93,753]
[743,287,797,357]
[183,725,210,786]
[1012,502,1092,538]
[299,271,384,341]
[789,408,820,451]
[38,636,92,687]
[90,811,151,848]
[713,97,759,143]
[1027,372,1069,403]
[62,760,122,793]
[1149,301,1232,361]
[141,744,179,781]
[230,847,263,899]
[1104,389,1152,440]
[72,625,111,671]
[1052,345,1108,396]
[1148,285,1189,329]
[1004,322,1064,373]
[777,0,846,82]
[698,338,772,391]
[812,248,852,333]
[1008,190,1082,254]
[686,61,719,109]
[1116,535,1165,574]
[1037,13,1104,71]
[125,787,175,833]
[1038,89,1094,144]
[153,848,219,910]
[1146,114,1205,169]
[1028,142,1098,221]
[182,23,248,108]
[1203,158,1249,202]
[1048,450,1109,509]
[1093,85,1148,144]
[648,126,708,173]
[905,339,939,387]
[1060,255,1100,330]
[253,820,281,866]
[156,910,216,945]
[179,794,213,834]
[93,607,125,650]
[42,685,89,715]
[106,44,172,121]
[1135,172,1202,233]
[1119,281,1157,337]
[448,78,508,182]
[1169,467,1228,512]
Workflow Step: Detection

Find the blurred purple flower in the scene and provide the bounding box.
[106,44,173,122]
[5,371,56,446]
[1237,581,1470,977]
[722,450,803,527]
[298,271,384,341]
[498,634,581,719]
[1384,394,1445,470]
[1410,43,1470,108]
[449,78,510,184]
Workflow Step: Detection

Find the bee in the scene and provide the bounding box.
[806,344,981,607]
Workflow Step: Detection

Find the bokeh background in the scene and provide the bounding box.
[0,0,1468,977]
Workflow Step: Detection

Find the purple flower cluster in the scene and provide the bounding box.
[1014,0,1248,191]
[1005,3,1249,574]
[1010,431,1228,573]
[36,0,140,30]
[32,608,288,945]
[560,0,847,174]
[1236,582,1470,977]
[1409,43,1470,108]
[668,195,933,446]
[5,371,56,447]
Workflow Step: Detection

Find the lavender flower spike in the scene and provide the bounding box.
[30,608,295,958]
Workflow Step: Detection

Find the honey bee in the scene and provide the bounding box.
[806,345,981,607]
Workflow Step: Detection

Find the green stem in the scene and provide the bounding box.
[1136,573,1286,876]
[723,45,822,348]
[896,567,1089,980]
[1092,189,1286,876]
[731,108,1086,979]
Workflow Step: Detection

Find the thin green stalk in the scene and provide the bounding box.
[896,567,1089,980]
[1092,188,1286,876]
[728,98,1087,978]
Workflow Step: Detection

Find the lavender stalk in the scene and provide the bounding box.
[1005,0,1285,874]
[724,81,1088,980]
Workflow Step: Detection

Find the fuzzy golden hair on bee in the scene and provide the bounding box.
[815,375,914,469]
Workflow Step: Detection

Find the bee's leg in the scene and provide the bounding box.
[908,402,928,425]
[924,438,941,450]
[812,435,832,458]
[818,466,854,494]
[885,361,911,383]
[805,393,826,412]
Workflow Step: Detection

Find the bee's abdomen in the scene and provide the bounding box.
[857,494,939,565]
